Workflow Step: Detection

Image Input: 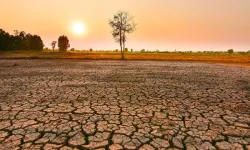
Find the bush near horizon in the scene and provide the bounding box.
[227,49,234,54]
[58,35,70,52]
[124,48,128,52]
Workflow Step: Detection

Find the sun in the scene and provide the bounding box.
[72,22,85,35]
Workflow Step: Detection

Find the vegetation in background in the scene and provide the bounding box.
[58,35,70,52]
[0,29,44,51]
[51,41,57,51]
[124,48,128,52]
[227,49,234,54]
[109,11,136,59]
[0,51,249,66]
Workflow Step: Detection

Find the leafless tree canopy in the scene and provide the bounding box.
[109,11,136,59]
[51,41,57,51]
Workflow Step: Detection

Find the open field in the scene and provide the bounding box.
[0,51,250,65]
[0,59,250,149]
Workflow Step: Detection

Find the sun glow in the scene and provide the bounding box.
[72,21,86,35]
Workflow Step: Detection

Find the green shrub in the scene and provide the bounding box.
[227,49,234,54]
[141,49,145,53]
[124,48,128,52]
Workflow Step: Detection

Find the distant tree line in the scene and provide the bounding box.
[0,29,44,51]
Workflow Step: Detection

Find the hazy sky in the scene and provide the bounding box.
[1,0,250,51]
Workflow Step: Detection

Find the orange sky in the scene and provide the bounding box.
[1,0,250,51]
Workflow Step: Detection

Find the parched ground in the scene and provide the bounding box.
[0,60,250,150]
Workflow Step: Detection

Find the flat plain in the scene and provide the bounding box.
[0,59,250,149]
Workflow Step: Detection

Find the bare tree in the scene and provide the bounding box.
[109,11,136,59]
[51,41,57,51]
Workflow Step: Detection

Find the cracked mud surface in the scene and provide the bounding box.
[0,59,250,150]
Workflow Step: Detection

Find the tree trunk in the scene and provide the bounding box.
[119,27,124,60]
[120,42,123,59]
[120,15,124,60]
[122,35,125,59]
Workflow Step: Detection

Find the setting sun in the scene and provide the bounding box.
[72,22,85,35]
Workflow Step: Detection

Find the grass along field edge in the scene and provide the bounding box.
[0,52,249,65]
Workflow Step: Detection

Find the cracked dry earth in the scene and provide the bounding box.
[0,60,250,150]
